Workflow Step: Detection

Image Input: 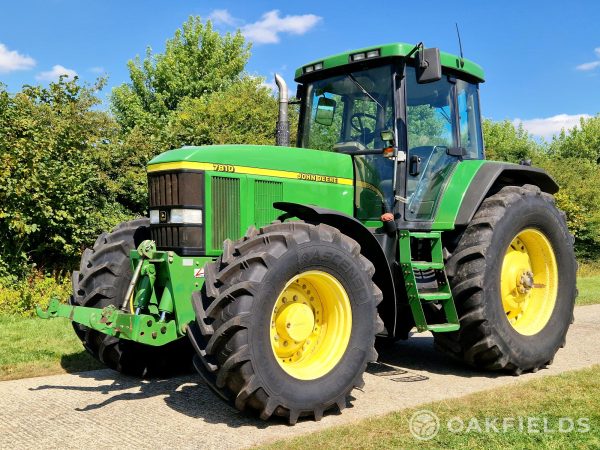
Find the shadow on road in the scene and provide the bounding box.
[28,332,501,427]
[375,334,503,379]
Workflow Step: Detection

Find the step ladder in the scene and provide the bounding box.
[399,231,459,333]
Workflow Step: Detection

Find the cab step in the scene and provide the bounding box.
[399,230,460,333]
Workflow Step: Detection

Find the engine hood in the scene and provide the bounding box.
[147,145,354,183]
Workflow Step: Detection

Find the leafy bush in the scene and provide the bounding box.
[0,271,71,316]
[536,156,600,260]
[0,78,132,277]
[482,119,539,163]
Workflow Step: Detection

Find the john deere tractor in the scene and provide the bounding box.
[38,42,576,424]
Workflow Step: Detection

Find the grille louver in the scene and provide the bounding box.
[254,180,283,227]
[211,176,241,249]
[148,172,203,208]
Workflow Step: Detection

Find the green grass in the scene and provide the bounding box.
[0,315,102,381]
[576,276,600,305]
[259,366,600,450]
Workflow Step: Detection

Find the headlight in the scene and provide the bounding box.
[170,208,202,224]
[149,210,160,224]
[149,209,202,224]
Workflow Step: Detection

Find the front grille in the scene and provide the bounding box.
[148,172,204,208]
[211,176,240,249]
[148,170,204,255]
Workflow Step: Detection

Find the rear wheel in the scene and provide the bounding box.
[434,185,577,373]
[71,218,194,377]
[188,221,383,423]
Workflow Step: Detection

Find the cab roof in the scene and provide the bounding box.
[294,42,485,83]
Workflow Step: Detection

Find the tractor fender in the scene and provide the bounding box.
[455,162,559,226]
[273,202,398,338]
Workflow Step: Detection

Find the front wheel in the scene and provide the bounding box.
[188,222,383,423]
[434,184,577,374]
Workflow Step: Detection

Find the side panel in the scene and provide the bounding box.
[204,172,354,255]
[432,160,487,229]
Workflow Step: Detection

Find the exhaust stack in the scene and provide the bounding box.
[274,73,290,147]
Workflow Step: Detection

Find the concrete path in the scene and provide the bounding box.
[1,304,599,450]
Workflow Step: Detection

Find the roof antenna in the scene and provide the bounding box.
[455,23,465,67]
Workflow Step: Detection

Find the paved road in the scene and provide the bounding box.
[1,304,599,450]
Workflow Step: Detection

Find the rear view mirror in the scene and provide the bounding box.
[315,97,336,126]
[416,47,442,84]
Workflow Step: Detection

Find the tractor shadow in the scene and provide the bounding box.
[373,333,505,379]
[27,334,501,428]
[27,369,282,428]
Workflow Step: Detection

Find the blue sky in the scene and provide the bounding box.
[1,0,598,139]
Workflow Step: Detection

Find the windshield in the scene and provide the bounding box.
[300,64,395,152]
[300,64,396,220]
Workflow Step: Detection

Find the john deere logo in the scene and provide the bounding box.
[159,211,168,223]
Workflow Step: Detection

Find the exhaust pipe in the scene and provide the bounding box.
[274,73,290,146]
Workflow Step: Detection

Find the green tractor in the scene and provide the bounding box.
[38,42,577,424]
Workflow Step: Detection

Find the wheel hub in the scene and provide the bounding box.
[276,303,315,343]
[517,270,534,295]
[500,229,558,335]
[270,270,352,380]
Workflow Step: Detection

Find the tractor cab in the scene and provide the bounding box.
[294,43,485,223]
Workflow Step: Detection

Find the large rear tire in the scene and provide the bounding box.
[434,185,577,374]
[188,221,383,424]
[71,218,194,377]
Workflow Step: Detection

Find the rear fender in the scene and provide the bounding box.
[455,163,559,226]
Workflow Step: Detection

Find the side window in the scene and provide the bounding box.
[406,80,454,149]
[456,80,483,159]
[404,66,458,221]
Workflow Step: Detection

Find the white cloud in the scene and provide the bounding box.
[575,47,600,71]
[36,64,77,81]
[242,10,322,44]
[513,114,592,139]
[209,9,238,26]
[0,43,35,73]
[261,78,278,93]
[89,66,105,74]
[576,61,600,71]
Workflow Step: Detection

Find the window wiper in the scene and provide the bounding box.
[347,73,384,110]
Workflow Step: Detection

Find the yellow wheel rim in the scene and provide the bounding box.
[270,270,352,380]
[501,229,558,335]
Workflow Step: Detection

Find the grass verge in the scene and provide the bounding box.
[576,276,600,305]
[0,315,102,381]
[259,365,600,450]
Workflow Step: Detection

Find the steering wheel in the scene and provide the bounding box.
[350,112,377,144]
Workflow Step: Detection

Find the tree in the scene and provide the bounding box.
[535,155,600,260]
[549,115,600,162]
[0,78,127,277]
[166,77,283,148]
[111,16,250,131]
[482,119,540,163]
